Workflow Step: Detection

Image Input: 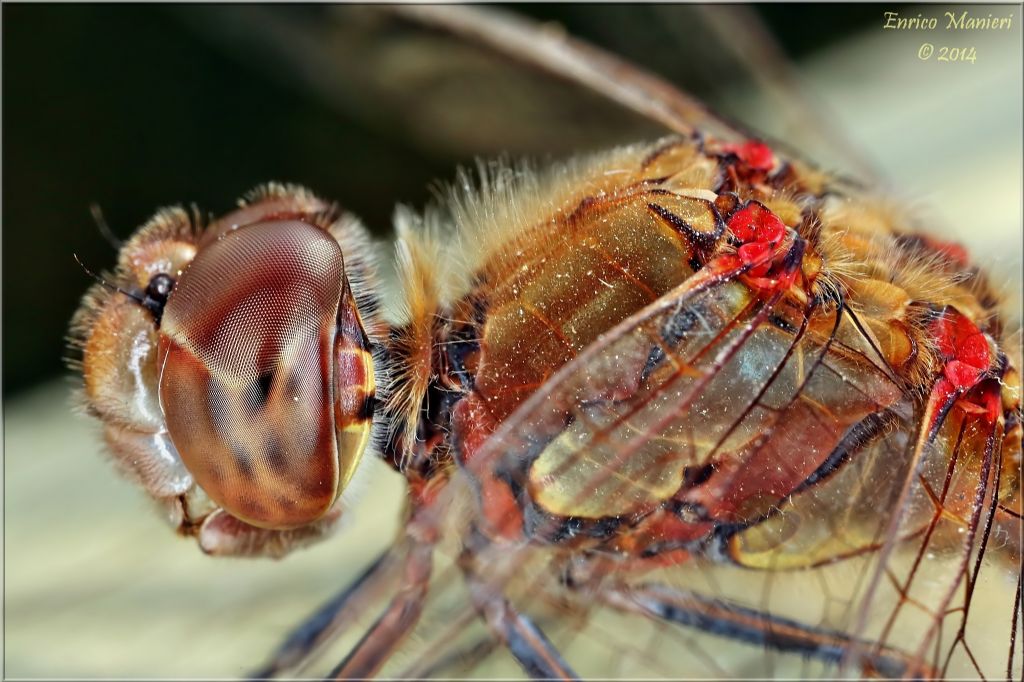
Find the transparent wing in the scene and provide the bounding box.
[171,4,876,177]
[442,268,1020,678]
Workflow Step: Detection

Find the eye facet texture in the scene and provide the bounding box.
[158,221,346,529]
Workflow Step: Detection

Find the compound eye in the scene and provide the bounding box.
[157,221,349,529]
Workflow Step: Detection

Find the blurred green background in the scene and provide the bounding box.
[2,4,886,398]
[4,4,1021,679]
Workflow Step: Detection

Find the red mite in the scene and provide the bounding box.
[930,310,999,427]
[722,140,776,172]
[68,8,1020,680]
[721,201,797,290]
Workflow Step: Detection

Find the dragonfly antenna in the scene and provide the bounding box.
[73,253,145,306]
[90,204,123,249]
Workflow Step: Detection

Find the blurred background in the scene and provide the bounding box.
[4,4,1021,678]
[14,2,1024,397]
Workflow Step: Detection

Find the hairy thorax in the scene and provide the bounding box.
[387,136,1020,565]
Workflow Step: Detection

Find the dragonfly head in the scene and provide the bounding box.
[72,184,382,547]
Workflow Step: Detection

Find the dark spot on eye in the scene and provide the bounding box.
[252,370,275,408]
[277,496,297,511]
[264,437,288,476]
[238,496,267,520]
[357,393,376,421]
[236,454,255,480]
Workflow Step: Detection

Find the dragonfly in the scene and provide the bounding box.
[68,6,1021,679]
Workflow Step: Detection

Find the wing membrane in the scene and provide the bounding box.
[448,261,1020,677]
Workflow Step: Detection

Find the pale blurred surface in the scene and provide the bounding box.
[4,382,405,678]
[4,6,1021,680]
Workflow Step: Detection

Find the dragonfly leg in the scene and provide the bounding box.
[597,581,937,679]
[459,539,581,681]
[249,547,400,679]
[396,616,503,678]
[327,540,435,679]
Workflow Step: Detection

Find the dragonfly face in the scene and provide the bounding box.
[67,6,1021,679]
[71,186,383,555]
